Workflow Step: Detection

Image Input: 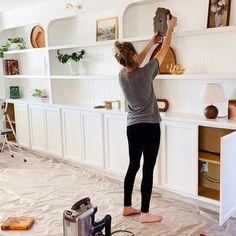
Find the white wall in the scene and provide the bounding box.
[0,0,236,114]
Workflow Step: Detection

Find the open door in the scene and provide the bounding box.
[220,131,236,226]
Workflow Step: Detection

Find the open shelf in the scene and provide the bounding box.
[50,75,118,80]
[3,75,48,79]
[4,48,46,55]
[48,40,116,51]
[199,151,220,165]
[198,186,220,201]
[155,73,236,80]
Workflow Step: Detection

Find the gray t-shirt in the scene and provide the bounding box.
[119,59,161,126]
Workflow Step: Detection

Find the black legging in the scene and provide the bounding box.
[124,123,161,213]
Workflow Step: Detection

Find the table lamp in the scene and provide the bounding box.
[200,83,225,119]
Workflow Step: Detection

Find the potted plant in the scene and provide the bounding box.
[57,49,85,75]
[0,37,27,58]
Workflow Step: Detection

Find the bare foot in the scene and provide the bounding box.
[139,213,162,223]
[123,206,141,216]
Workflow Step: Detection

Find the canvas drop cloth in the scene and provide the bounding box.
[0,151,236,236]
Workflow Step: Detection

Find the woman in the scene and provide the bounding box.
[114,16,177,223]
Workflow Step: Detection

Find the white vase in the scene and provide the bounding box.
[67,61,78,75]
[215,13,222,27]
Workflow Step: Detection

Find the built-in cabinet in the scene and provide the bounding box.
[44,106,63,157]
[161,121,198,196]
[104,113,129,175]
[28,104,45,152]
[14,103,30,148]
[162,114,236,226]
[1,0,236,227]
[81,111,104,168]
[61,108,83,161]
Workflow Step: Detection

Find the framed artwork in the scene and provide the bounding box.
[207,0,231,28]
[96,17,118,41]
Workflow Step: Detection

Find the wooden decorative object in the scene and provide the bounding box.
[1,217,34,230]
[204,105,218,119]
[228,100,236,120]
[153,7,172,37]
[150,44,176,74]
[157,99,169,112]
[30,25,45,48]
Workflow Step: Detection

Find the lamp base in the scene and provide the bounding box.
[204,105,218,119]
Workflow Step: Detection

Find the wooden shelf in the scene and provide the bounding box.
[199,151,220,165]
[6,120,15,124]
[50,75,118,80]
[198,185,220,201]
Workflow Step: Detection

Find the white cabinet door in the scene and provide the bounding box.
[62,108,82,161]
[44,106,63,157]
[81,111,104,168]
[14,103,30,148]
[29,104,45,152]
[162,121,198,196]
[104,114,129,175]
[220,131,236,226]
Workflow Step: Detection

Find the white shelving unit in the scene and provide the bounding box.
[1,0,236,227]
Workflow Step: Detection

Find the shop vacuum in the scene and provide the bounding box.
[63,197,134,236]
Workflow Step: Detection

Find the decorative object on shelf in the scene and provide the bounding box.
[66,2,82,10]
[228,100,236,120]
[7,37,27,50]
[30,25,45,48]
[10,86,20,99]
[207,0,231,28]
[200,83,225,119]
[30,88,49,102]
[168,64,185,75]
[157,99,169,112]
[103,100,121,110]
[57,49,85,75]
[150,44,176,74]
[0,38,26,58]
[96,17,118,41]
[3,59,19,75]
[153,8,172,38]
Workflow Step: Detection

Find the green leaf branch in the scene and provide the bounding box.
[57,49,85,64]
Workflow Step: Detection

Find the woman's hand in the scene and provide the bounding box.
[167,15,177,31]
[150,33,162,46]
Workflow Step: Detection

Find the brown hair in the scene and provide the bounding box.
[114,41,137,67]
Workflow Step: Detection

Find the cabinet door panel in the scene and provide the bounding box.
[45,107,63,156]
[162,121,198,195]
[62,109,82,161]
[29,105,45,152]
[82,112,104,168]
[14,103,30,148]
[104,114,128,175]
[220,131,236,226]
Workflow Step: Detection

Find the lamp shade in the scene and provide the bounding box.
[200,83,225,104]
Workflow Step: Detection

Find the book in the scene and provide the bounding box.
[1,217,34,230]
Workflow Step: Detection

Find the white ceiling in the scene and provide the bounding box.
[0,0,68,12]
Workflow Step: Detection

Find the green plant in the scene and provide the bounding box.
[8,37,24,43]
[0,37,26,58]
[57,49,85,64]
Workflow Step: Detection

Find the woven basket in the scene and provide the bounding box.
[150,44,176,74]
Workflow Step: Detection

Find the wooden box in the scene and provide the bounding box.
[228,100,236,121]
